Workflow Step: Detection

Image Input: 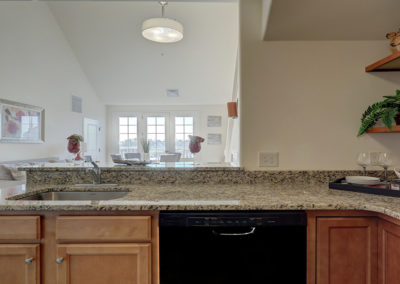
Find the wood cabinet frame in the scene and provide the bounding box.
[0,244,40,284]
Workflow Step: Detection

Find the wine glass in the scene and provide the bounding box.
[356,152,370,176]
[378,152,393,182]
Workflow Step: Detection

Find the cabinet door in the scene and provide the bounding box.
[316,217,377,284]
[378,220,400,284]
[0,244,40,284]
[56,243,151,284]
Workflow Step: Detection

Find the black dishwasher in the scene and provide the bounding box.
[159,211,307,284]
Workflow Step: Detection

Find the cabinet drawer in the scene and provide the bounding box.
[0,216,40,240]
[56,216,151,242]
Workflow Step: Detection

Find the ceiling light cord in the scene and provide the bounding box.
[159,1,168,17]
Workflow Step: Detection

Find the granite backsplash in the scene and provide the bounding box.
[23,167,396,186]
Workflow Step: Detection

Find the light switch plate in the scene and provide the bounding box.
[259,152,279,167]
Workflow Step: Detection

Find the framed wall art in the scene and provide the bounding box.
[0,99,45,143]
[207,116,222,127]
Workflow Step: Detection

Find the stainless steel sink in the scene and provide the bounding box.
[15,191,129,201]
[73,184,119,188]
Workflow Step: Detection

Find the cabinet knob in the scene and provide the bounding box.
[56,257,64,264]
[25,257,34,264]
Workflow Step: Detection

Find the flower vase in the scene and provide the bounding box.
[189,135,205,165]
[143,153,150,162]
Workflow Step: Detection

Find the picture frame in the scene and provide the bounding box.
[207,116,222,127]
[0,99,45,143]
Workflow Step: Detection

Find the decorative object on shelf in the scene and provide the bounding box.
[67,134,84,161]
[141,138,150,161]
[0,99,44,143]
[207,116,222,127]
[142,1,183,43]
[386,28,400,54]
[227,101,238,118]
[358,90,400,136]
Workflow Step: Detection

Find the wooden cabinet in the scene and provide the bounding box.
[56,216,152,242]
[0,244,40,284]
[315,217,378,284]
[378,219,400,284]
[0,212,158,284]
[56,243,151,284]
[0,216,40,240]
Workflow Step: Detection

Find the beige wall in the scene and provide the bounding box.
[0,3,105,162]
[240,0,400,170]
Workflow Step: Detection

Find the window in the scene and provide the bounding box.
[146,116,166,160]
[115,112,198,161]
[175,116,194,159]
[119,117,137,155]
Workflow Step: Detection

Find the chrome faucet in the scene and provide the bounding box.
[86,161,101,184]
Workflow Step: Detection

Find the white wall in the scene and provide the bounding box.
[0,2,105,162]
[48,1,239,106]
[240,0,400,170]
[106,105,227,163]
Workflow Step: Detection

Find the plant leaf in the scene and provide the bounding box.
[382,107,397,130]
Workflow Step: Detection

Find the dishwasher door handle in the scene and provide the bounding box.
[212,227,256,236]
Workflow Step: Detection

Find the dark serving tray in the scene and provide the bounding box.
[329,178,400,198]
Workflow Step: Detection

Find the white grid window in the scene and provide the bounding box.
[175,117,194,159]
[147,117,166,160]
[119,117,138,155]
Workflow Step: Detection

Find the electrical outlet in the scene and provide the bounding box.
[259,152,279,167]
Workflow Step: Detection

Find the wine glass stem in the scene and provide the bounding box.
[384,167,388,182]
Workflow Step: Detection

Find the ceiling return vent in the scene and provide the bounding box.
[166,89,179,98]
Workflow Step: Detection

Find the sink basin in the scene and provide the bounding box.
[73,184,119,188]
[15,191,129,201]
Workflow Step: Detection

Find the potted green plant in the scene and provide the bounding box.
[141,138,150,161]
[358,90,400,136]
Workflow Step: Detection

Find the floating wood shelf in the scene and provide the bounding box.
[367,125,400,133]
[366,51,400,72]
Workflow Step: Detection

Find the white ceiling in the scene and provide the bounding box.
[48,1,238,105]
[264,0,400,41]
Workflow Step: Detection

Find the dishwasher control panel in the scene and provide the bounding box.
[159,211,307,227]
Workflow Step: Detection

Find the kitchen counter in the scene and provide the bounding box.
[2,182,400,221]
[21,162,242,172]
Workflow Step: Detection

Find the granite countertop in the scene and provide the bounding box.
[2,182,400,220]
[20,162,242,172]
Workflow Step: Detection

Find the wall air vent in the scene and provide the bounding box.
[166,89,179,98]
[71,95,82,113]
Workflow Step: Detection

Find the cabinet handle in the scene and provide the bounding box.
[56,257,64,264]
[25,257,34,264]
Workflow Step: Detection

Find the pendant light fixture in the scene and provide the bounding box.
[142,1,184,43]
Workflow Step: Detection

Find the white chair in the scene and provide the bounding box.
[160,153,181,162]
[124,153,141,160]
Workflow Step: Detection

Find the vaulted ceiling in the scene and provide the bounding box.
[48,1,238,105]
